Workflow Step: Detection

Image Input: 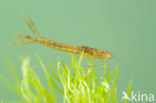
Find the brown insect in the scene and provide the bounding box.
[10,13,112,60]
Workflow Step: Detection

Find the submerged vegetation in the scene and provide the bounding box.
[0,54,131,103]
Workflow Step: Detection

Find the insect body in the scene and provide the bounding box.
[11,14,112,60]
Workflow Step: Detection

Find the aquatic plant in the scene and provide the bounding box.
[0,54,131,103]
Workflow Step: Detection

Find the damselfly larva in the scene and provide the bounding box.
[11,13,112,60]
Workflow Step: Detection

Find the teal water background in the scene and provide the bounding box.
[0,0,156,102]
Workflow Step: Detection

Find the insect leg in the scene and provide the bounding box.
[100,59,105,69]
[86,57,96,75]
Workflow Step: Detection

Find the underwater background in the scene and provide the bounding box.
[0,0,156,102]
